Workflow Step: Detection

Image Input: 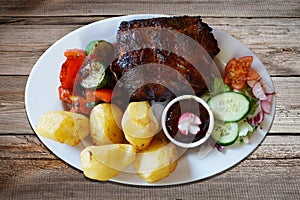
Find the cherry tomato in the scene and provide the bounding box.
[239,56,253,68]
[224,56,253,90]
[247,68,260,81]
[231,81,246,90]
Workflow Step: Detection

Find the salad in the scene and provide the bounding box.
[206,56,274,149]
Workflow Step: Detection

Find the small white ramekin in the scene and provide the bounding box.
[161,95,214,148]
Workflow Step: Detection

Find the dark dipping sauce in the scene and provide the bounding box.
[166,99,210,144]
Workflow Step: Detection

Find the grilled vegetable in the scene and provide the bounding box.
[85,89,113,103]
[58,86,73,103]
[70,96,93,116]
[80,60,114,89]
[60,49,86,89]
[85,40,116,64]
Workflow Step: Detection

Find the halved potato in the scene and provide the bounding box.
[122,101,159,150]
[90,103,124,145]
[133,133,179,183]
[35,110,89,146]
[80,144,136,181]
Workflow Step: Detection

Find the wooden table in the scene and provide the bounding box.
[0,0,299,199]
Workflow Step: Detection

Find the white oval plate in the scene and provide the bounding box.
[25,14,275,186]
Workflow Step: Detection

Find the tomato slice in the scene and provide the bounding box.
[239,56,253,68]
[224,56,254,90]
[231,81,246,90]
[247,68,260,81]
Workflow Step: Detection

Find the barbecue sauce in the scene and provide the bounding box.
[166,99,210,143]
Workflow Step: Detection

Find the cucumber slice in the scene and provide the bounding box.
[80,60,113,89]
[208,92,250,122]
[212,122,239,146]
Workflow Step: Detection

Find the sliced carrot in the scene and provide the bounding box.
[85,89,113,103]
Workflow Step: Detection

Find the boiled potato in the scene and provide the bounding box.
[90,103,124,145]
[35,110,89,146]
[123,134,153,151]
[122,101,159,150]
[133,133,179,183]
[80,144,136,181]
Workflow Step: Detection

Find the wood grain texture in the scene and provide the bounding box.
[0,0,299,198]
[0,76,299,134]
[0,158,299,199]
[0,135,300,198]
[1,135,299,161]
[0,0,299,17]
[0,17,299,76]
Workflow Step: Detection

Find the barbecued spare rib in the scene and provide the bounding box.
[110,16,220,107]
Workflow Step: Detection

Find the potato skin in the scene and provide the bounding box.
[133,133,179,183]
[80,144,136,181]
[35,110,89,146]
[90,103,124,145]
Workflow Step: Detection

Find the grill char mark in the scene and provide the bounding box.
[111,16,220,104]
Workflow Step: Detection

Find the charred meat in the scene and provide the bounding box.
[111,16,220,104]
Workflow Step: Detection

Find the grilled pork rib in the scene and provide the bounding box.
[111,16,220,105]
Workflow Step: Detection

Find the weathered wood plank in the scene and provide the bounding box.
[0,25,81,52]
[1,135,299,160]
[0,76,25,102]
[0,105,31,134]
[0,76,32,134]
[0,76,299,134]
[0,0,299,17]
[0,17,299,76]
[0,135,55,160]
[272,77,300,133]
[0,158,299,199]
[0,1,298,199]
[0,16,107,25]
[1,16,299,26]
